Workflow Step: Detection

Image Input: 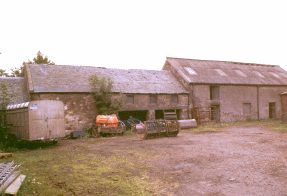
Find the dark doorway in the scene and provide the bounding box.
[211,105,220,122]
[118,110,148,122]
[269,102,275,119]
[155,110,164,119]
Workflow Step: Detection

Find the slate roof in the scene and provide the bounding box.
[26,64,188,94]
[164,57,287,85]
[0,77,28,104]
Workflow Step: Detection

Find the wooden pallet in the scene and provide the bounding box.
[164,110,177,120]
[5,174,26,195]
[0,153,14,159]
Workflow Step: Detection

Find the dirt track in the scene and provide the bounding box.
[60,124,287,195]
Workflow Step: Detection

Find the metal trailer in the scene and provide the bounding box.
[3,100,65,141]
[143,120,180,139]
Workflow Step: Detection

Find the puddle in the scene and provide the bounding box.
[174,162,195,169]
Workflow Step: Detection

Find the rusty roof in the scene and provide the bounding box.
[26,64,188,94]
[164,57,287,85]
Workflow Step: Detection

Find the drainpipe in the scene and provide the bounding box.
[187,93,190,119]
[192,84,195,107]
[257,85,260,120]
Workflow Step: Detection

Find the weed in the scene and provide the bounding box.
[265,122,287,132]
[124,129,133,135]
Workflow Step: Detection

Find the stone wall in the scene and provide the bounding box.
[122,94,188,110]
[121,94,189,119]
[281,93,287,123]
[30,92,190,135]
[258,86,287,119]
[191,84,287,122]
[30,93,96,135]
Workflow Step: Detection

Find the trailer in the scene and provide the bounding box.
[143,119,180,139]
[1,100,65,142]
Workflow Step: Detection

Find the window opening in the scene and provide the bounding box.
[215,69,227,76]
[243,103,251,115]
[269,72,280,78]
[171,95,178,104]
[210,86,219,100]
[184,67,197,75]
[150,95,157,104]
[234,70,247,77]
[253,71,264,78]
[126,95,134,104]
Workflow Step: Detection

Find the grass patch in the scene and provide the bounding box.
[265,122,287,132]
[2,139,166,196]
[185,119,278,134]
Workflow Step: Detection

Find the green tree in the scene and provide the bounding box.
[89,74,124,115]
[29,51,55,65]
[0,82,16,110]
[9,66,25,77]
[8,50,56,77]
[0,69,9,77]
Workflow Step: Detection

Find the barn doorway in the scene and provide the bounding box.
[211,105,220,122]
[155,109,181,120]
[118,110,148,122]
[155,110,164,119]
[269,102,275,119]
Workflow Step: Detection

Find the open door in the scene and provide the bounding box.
[269,102,275,119]
[211,105,220,123]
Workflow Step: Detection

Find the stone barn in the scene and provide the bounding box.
[25,64,189,135]
[163,57,287,122]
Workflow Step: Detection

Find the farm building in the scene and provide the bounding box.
[163,57,287,122]
[24,64,189,135]
[2,57,287,134]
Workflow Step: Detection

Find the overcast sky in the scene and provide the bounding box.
[0,0,286,73]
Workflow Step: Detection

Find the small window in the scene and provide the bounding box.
[243,103,251,115]
[171,95,178,104]
[215,69,227,76]
[184,67,197,75]
[126,95,134,104]
[150,95,157,104]
[234,70,247,77]
[210,86,219,100]
[269,72,280,78]
[253,71,264,78]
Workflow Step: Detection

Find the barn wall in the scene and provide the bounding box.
[280,93,287,123]
[191,84,287,122]
[122,94,189,119]
[258,86,287,119]
[219,86,258,122]
[30,93,190,135]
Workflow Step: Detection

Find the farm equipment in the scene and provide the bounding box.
[94,115,126,136]
[143,119,180,139]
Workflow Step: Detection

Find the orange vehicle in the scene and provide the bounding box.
[94,115,126,136]
[96,115,118,127]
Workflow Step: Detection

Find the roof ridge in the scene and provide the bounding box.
[29,64,165,72]
[166,57,279,68]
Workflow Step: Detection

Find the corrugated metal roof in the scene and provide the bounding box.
[27,64,188,94]
[165,57,287,85]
